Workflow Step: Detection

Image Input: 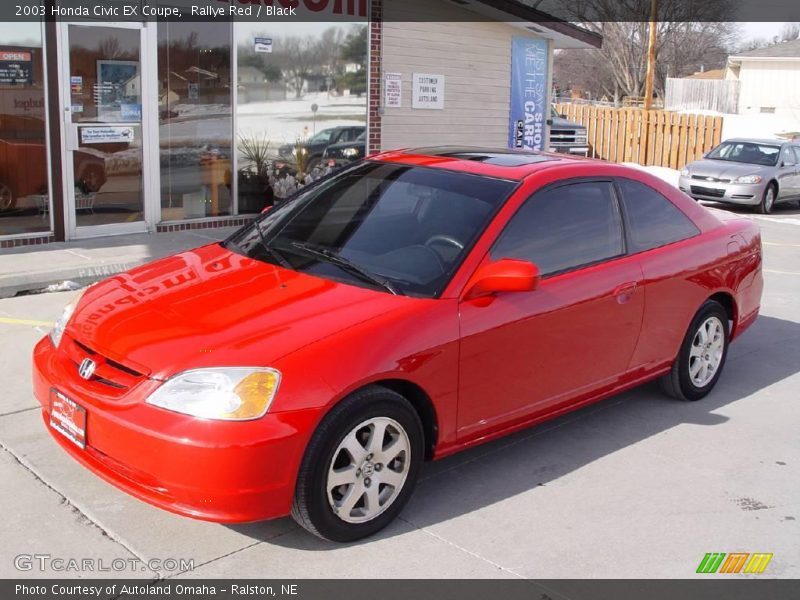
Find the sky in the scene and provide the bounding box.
[742,22,792,41]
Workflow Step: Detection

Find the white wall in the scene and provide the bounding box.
[380,0,549,150]
[735,60,800,119]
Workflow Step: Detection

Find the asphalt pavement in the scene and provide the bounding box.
[0,206,798,579]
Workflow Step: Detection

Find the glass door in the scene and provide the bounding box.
[62,23,153,236]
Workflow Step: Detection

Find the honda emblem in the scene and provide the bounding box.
[78,358,96,380]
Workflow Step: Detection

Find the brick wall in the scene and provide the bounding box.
[368,0,383,155]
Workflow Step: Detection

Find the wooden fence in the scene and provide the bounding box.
[554,103,724,170]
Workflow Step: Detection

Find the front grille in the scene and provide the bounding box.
[550,130,578,142]
[690,185,726,198]
[692,175,731,183]
[691,185,725,198]
[64,337,146,396]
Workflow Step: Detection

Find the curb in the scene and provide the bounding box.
[0,260,144,299]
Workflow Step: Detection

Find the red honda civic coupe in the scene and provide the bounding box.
[33,148,763,541]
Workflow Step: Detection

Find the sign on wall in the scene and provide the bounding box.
[80,126,134,145]
[254,37,273,54]
[0,51,33,86]
[385,72,402,108]
[509,37,549,151]
[412,73,444,110]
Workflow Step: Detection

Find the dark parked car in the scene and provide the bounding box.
[323,131,366,166]
[548,107,589,156]
[278,126,365,171]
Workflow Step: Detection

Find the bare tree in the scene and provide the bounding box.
[780,22,800,42]
[273,36,321,99]
[554,1,738,102]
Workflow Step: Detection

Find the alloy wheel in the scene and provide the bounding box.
[688,316,725,388]
[326,416,411,524]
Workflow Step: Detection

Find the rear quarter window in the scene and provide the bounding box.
[617,179,700,253]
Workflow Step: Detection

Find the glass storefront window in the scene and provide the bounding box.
[0,22,51,236]
[235,23,368,212]
[67,25,144,227]
[158,22,232,222]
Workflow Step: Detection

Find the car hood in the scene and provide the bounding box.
[551,116,586,131]
[65,243,414,380]
[685,159,774,180]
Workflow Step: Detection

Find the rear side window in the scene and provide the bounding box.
[617,179,699,253]
[491,181,624,276]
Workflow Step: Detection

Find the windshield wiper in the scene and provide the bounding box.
[285,241,398,295]
[252,219,292,269]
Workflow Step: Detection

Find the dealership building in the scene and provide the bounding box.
[0,0,599,247]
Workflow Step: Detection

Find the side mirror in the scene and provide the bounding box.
[463,259,540,300]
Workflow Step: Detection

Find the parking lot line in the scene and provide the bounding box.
[0,317,55,328]
[763,241,800,248]
[764,269,800,276]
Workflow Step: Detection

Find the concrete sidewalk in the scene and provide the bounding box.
[0,228,238,298]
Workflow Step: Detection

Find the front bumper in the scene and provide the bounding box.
[549,145,589,156]
[32,336,320,523]
[678,176,766,205]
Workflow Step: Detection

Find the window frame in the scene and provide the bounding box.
[489,177,628,280]
[613,176,701,256]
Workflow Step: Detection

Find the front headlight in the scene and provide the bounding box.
[734,175,763,184]
[50,289,86,348]
[680,167,691,177]
[342,148,359,158]
[145,368,281,420]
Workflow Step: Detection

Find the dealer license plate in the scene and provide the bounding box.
[50,391,87,449]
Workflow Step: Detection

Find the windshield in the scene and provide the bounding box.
[706,141,781,166]
[225,161,515,298]
[308,129,334,144]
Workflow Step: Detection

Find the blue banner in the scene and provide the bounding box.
[509,37,549,151]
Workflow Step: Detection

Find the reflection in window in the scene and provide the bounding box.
[0,22,50,235]
[158,22,232,221]
[492,182,624,276]
[235,23,368,212]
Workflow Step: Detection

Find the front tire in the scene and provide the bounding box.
[660,300,729,401]
[756,183,776,215]
[291,386,424,542]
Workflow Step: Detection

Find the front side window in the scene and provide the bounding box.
[617,179,699,253]
[491,181,624,276]
[226,161,514,297]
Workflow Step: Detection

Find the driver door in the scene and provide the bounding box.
[457,180,644,439]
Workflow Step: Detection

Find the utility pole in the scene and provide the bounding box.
[643,0,658,110]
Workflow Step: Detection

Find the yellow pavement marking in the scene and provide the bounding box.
[764,269,800,276]
[0,317,55,327]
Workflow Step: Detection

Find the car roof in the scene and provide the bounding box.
[721,138,788,146]
[374,146,590,181]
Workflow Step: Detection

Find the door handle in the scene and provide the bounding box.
[613,282,638,304]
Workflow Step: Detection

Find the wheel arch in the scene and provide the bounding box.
[707,290,738,334]
[364,379,439,461]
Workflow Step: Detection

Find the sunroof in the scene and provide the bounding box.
[406,147,559,167]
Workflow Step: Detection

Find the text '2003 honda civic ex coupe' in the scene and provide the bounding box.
[33,148,763,542]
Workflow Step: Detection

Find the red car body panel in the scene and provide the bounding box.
[32,151,763,522]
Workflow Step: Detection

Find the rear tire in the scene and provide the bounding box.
[756,183,776,215]
[291,386,424,542]
[660,300,729,401]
